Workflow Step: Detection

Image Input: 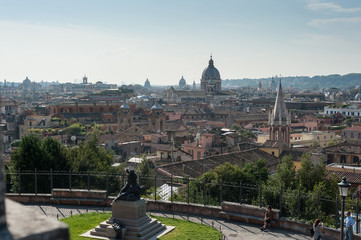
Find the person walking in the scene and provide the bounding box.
[260,205,272,231]
[345,211,355,240]
[313,218,323,240]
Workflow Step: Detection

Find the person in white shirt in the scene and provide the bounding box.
[313,218,324,240]
[345,211,355,240]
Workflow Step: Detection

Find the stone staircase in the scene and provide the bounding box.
[90,216,166,240]
[88,199,167,240]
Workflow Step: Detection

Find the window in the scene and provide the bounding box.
[340,155,346,163]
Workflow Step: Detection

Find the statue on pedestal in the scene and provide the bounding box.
[113,169,144,202]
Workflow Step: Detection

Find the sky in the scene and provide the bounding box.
[0,0,360,86]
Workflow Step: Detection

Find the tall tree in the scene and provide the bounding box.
[66,135,113,172]
[268,155,296,190]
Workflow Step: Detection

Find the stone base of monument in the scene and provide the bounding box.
[82,199,173,240]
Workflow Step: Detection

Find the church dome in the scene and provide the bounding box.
[120,103,130,109]
[179,76,186,87]
[201,56,221,80]
[151,102,162,110]
[144,78,151,88]
[23,76,31,85]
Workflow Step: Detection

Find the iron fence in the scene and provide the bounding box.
[5,170,361,233]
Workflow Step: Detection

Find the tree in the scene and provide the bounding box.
[268,155,296,190]
[11,134,68,171]
[10,135,70,193]
[241,158,269,184]
[297,153,315,192]
[327,139,337,147]
[66,135,113,173]
[65,123,86,135]
[40,137,68,171]
[174,160,269,205]
[231,123,241,132]
[137,156,154,190]
[311,140,320,149]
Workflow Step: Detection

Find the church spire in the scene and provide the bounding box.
[269,79,290,126]
[209,54,214,66]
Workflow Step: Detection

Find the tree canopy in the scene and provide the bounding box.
[11,134,115,173]
[11,134,68,171]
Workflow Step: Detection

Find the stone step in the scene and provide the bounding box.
[90,228,116,238]
[125,224,166,240]
[99,220,111,228]
[107,215,151,227]
[126,219,160,236]
[92,220,165,240]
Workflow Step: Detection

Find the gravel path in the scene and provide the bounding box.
[23,203,316,240]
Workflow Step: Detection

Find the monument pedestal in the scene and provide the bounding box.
[87,199,166,240]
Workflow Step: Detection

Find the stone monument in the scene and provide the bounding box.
[0,138,12,240]
[85,169,169,240]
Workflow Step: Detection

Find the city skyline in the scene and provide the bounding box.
[0,0,360,86]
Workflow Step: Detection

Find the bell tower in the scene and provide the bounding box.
[269,80,291,146]
[117,103,133,131]
[149,103,165,132]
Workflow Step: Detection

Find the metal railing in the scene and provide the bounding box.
[5,170,361,233]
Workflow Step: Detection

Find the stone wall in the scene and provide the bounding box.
[7,195,361,240]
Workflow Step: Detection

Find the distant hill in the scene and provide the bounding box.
[223,73,361,90]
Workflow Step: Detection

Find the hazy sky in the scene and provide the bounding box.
[0,0,360,86]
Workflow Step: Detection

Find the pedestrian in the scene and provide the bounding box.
[260,205,272,231]
[313,218,323,240]
[345,211,355,240]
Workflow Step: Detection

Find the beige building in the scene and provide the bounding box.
[257,133,270,144]
[290,131,340,147]
[19,115,54,138]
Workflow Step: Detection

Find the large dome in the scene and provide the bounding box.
[201,57,221,80]
[179,76,186,87]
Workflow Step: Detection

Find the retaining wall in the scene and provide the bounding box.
[7,194,361,240]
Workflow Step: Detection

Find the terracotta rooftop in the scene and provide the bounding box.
[343,126,361,132]
[156,148,280,179]
[323,139,361,154]
[327,170,361,185]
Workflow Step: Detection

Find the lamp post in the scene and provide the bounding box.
[338,177,351,240]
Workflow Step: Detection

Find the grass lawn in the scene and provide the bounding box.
[61,213,222,240]
[60,212,112,240]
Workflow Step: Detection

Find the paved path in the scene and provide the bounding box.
[24,204,316,240]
